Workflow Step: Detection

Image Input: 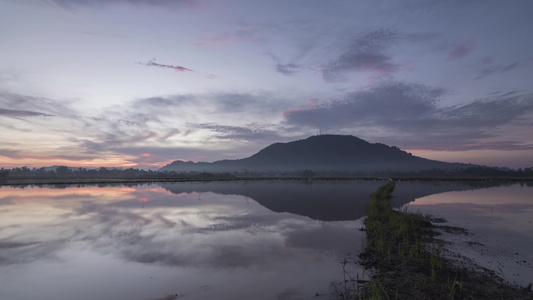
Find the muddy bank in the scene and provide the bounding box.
[357,181,532,299]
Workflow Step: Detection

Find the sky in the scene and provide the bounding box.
[1,0,533,170]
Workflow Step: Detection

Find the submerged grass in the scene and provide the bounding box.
[353,181,533,300]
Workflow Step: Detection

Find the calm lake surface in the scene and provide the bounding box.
[0,180,532,299]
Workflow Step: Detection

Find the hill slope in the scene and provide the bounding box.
[160,134,470,173]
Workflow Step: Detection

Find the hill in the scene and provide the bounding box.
[160,135,472,174]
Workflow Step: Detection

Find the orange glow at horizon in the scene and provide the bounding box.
[0,155,139,169]
[0,185,137,200]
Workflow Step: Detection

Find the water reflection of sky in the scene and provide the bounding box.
[0,182,369,300]
[401,182,533,287]
[4,181,530,298]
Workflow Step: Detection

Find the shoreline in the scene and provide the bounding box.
[1,176,532,186]
[355,181,532,299]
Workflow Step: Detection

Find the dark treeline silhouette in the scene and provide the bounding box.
[1,165,532,181]
[0,166,234,180]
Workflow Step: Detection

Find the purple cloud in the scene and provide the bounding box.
[321,28,398,82]
[447,40,475,59]
[474,61,518,80]
[140,59,215,79]
[283,81,533,151]
[268,53,301,76]
[142,59,194,73]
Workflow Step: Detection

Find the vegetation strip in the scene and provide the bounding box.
[356,181,532,299]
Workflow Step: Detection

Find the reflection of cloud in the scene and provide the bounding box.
[0,241,41,249]
[285,225,358,256]
[192,213,285,233]
[0,240,64,265]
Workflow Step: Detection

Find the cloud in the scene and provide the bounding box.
[193,35,238,48]
[0,91,76,118]
[141,59,194,73]
[1,90,292,166]
[0,149,22,158]
[192,123,282,141]
[284,81,444,129]
[276,62,301,76]
[82,31,129,39]
[132,92,288,116]
[473,59,519,80]
[268,53,301,76]
[321,28,398,82]
[448,42,475,59]
[402,32,441,43]
[283,81,533,151]
[140,59,216,79]
[0,108,53,118]
[48,0,199,9]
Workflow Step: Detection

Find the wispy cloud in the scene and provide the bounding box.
[139,59,216,79]
[448,42,475,59]
[48,0,199,9]
[82,31,129,39]
[268,53,302,76]
[321,28,398,82]
[141,59,194,73]
[0,108,53,118]
[193,123,282,141]
[473,57,519,80]
[0,91,75,119]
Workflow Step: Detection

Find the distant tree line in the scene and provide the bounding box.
[0,165,532,180]
[387,166,533,178]
[0,166,234,180]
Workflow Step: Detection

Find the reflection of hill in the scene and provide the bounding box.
[158,180,507,221]
[159,180,383,221]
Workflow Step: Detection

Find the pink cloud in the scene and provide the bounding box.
[140,59,216,79]
[193,36,233,48]
[282,99,321,117]
[448,41,475,59]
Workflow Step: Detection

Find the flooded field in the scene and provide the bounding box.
[0,180,531,299]
[397,181,533,287]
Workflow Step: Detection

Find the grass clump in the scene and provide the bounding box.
[354,181,533,300]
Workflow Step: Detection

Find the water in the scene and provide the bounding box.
[0,180,384,300]
[395,181,533,287]
[1,180,531,299]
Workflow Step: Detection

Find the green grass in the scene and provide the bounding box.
[358,181,450,299]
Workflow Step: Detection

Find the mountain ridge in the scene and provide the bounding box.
[160,134,473,174]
